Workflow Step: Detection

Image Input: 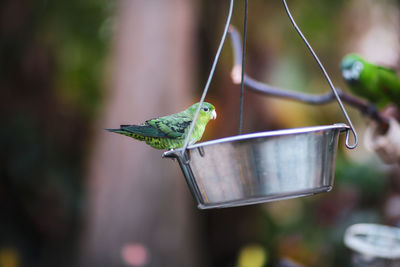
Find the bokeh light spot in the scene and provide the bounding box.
[237,244,268,267]
[121,243,149,266]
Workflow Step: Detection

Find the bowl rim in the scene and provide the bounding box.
[164,123,349,158]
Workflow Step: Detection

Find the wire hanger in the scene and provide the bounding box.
[181,0,235,159]
[282,0,358,149]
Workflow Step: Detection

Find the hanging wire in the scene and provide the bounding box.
[238,0,248,134]
[282,0,358,149]
[181,0,235,158]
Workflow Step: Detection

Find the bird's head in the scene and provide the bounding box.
[340,53,364,84]
[188,102,217,121]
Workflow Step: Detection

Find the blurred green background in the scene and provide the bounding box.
[0,0,399,267]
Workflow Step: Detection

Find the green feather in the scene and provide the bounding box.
[106,102,216,150]
[340,53,400,108]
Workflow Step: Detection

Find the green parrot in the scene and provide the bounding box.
[340,53,400,108]
[106,102,217,150]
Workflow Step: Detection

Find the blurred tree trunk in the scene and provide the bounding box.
[80,1,204,266]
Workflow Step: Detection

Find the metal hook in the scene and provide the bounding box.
[345,128,357,149]
[282,0,358,149]
[181,0,235,158]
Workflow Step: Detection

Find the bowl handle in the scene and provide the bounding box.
[282,0,358,149]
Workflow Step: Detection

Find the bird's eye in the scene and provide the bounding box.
[203,107,209,112]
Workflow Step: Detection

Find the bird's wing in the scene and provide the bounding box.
[119,124,168,138]
[146,115,192,138]
[377,64,397,74]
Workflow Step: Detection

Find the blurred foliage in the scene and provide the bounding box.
[237,244,268,267]
[0,0,111,266]
[0,0,399,267]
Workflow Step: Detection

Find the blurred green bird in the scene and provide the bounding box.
[340,53,400,108]
[106,102,216,150]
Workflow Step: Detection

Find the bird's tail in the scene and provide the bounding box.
[104,128,131,136]
[105,128,121,133]
[104,128,146,141]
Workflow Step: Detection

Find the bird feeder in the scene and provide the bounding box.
[164,124,348,209]
[164,0,358,209]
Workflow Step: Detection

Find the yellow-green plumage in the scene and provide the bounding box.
[106,102,216,150]
[341,53,400,108]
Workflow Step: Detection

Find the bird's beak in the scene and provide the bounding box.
[211,110,217,120]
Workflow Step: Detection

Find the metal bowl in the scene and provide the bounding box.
[164,124,349,209]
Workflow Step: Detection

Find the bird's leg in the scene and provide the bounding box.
[161,149,176,160]
[182,150,191,165]
[167,149,176,161]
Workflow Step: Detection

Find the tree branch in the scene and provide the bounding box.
[228,25,389,126]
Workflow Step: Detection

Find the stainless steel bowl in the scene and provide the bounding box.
[164,124,349,209]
